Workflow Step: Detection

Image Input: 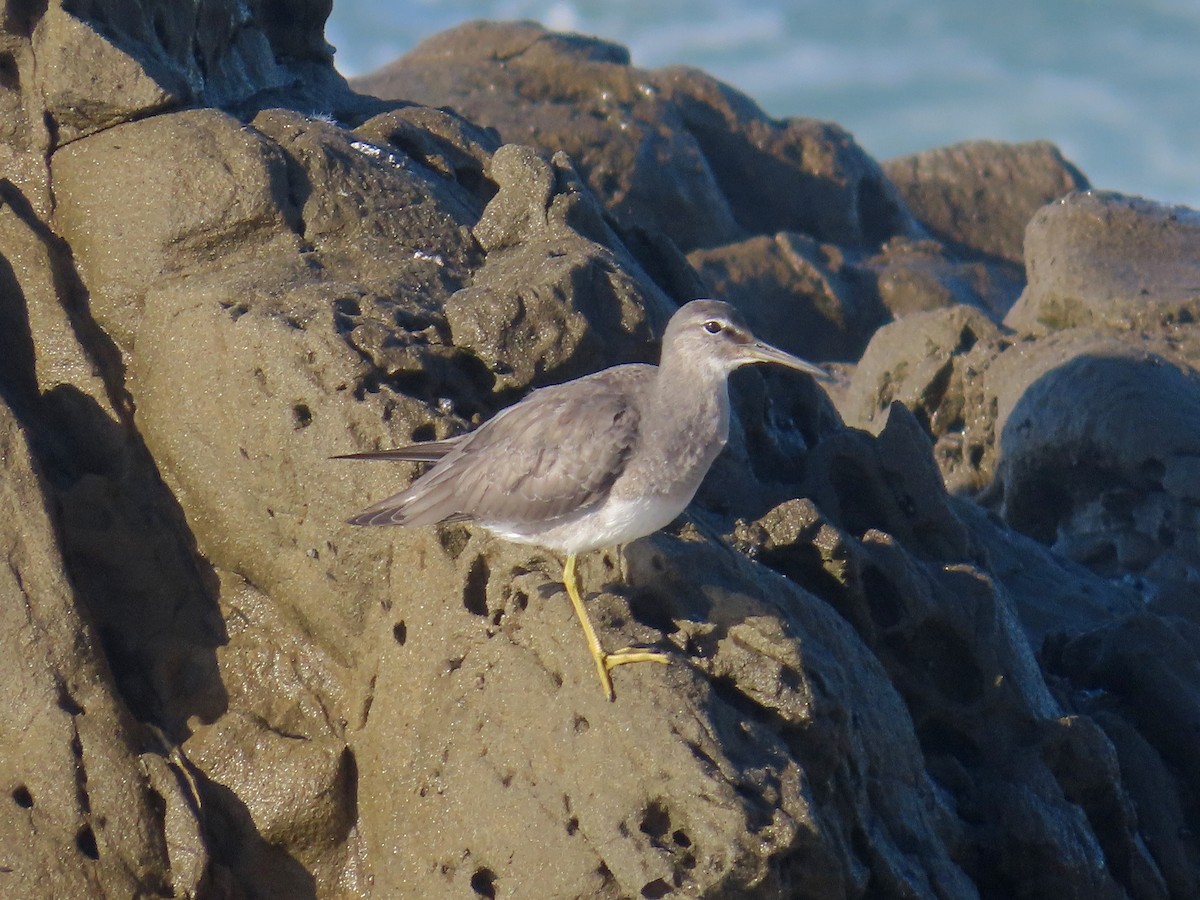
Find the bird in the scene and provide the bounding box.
[339,299,831,700]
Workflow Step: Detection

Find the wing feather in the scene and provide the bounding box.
[333,437,463,463]
[346,366,650,529]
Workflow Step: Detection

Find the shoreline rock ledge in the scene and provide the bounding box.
[1,5,1197,899]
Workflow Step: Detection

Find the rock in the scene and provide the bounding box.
[651,66,914,249]
[3,6,1199,899]
[884,140,1090,267]
[863,236,1025,318]
[730,411,1148,898]
[33,5,190,144]
[1007,191,1200,334]
[0,400,202,898]
[444,145,674,396]
[875,141,1088,321]
[992,334,1200,581]
[689,231,888,362]
[51,108,304,352]
[839,304,1008,493]
[354,20,914,254]
[950,498,1142,646]
[355,528,976,898]
[354,21,745,253]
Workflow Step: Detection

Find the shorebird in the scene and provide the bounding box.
[340,299,830,699]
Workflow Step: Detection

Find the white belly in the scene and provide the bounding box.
[485,489,695,556]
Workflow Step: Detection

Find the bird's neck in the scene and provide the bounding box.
[643,353,732,485]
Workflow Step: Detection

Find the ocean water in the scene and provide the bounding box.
[326,0,1200,210]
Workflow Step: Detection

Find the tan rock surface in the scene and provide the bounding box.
[0,5,1197,899]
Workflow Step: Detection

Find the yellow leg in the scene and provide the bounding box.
[563,553,670,701]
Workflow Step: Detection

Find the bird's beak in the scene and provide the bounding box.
[747,340,835,382]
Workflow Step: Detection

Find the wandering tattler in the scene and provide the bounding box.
[340,299,830,700]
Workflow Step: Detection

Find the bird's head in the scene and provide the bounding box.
[661,299,832,381]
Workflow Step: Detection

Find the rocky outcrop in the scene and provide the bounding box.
[1,8,1197,900]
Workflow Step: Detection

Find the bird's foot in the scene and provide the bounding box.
[592,647,670,702]
[604,647,671,669]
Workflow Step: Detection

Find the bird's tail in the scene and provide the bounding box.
[332,436,460,464]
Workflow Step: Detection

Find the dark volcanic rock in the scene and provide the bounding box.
[2,5,1198,900]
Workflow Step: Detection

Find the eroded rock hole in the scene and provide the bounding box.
[76,824,99,859]
[292,403,313,429]
[640,799,671,843]
[596,862,615,888]
[393,621,407,645]
[470,867,497,898]
[333,297,362,318]
[438,524,470,560]
[1138,457,1165,487]
[917,716,983,766]
[921,360,953,415]
[12,785,33,808]
[1158,523,1175,547]
[828,456,888,537]
[641,877,673,898]
[57,685,83,716]
[463,556,490,617]
[221,301,249,321]
[955,324,978,354]
[857,175,907,245]
[0,53,18,90]
[151,10,170,48]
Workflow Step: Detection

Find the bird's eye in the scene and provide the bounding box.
[703,319,724,334]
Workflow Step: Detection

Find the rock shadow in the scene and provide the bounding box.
[0,179,228,743]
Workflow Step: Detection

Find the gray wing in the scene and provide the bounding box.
[347,367,648,528]
[333,437,463,464]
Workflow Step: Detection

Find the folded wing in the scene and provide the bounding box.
[346,367,648,529]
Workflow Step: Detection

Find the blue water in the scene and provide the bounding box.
[327,0,1200,210]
